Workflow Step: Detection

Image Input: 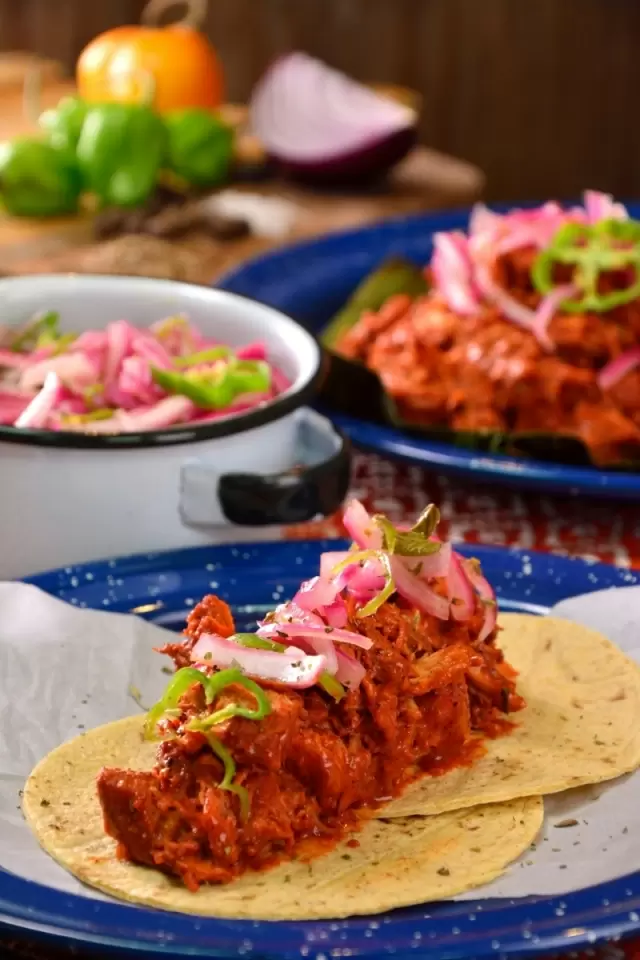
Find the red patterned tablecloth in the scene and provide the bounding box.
[3,452,640,960]
[286,452,640,569]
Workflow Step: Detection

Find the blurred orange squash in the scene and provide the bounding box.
[76,0,224,112]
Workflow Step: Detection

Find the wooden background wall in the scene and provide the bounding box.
[0,0,637,202]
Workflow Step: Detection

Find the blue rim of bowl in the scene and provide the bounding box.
[0,284,325,450]
[0,542,638,959]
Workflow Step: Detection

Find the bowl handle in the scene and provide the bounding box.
[179,409,351,528]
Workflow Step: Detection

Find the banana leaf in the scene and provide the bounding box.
[321,258,428,348]
[319,262,640,472]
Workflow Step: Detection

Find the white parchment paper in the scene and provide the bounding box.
[1,580,640,904]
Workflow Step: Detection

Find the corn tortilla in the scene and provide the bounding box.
[24,714,542,919]
[384,614,640,818]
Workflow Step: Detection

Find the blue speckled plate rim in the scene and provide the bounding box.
[217,202,640,501]
[0,540,637,960]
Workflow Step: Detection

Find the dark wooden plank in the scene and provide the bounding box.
[0,0,638,201]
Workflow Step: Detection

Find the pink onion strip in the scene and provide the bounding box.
[597,347,640,392]
[118,395,196,432]
[257,620,373,651]
[432,231,479,315]
[104,320,132,387]
[293,575,341,612]
[335,649,366,689]
[463,558,497,643]
[531,284,579,352]
[343,499,382,549]
[191,633,327,688]
[448,552,475,622]
[388,555,450,620]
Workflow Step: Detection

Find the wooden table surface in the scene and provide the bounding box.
[0,55,486,282]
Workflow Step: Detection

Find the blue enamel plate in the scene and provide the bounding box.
[219,203,640,501]
[0,541,637,958]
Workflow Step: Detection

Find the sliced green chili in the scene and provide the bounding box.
[152,358,272,410]
[143,666,207,740]
[532,218,640,313]
[357,551,395,618]
[203,731,249,819]
[188,668,271,729]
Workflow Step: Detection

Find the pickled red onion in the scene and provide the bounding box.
[448,551,475,622]
[191,633,328,688]
[463,558,498,643]
[342,499,382,549]
[257,620,373,651]
[597,347,640,391]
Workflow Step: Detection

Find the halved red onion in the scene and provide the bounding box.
[583,190,628,224]
[343,499,382,549]
[531,284,579,352]
[597,347,640,391]
[448,551,475,622]
[432,231,479,315]
[388,556,450,620]
[335,649,366,690]
[14,371,62,429]
[257,620,373,651]
[250,53,417,183]
[192,633,327,688]
[463,559,497,643]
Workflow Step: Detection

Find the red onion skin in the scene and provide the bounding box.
[273,127,417,186]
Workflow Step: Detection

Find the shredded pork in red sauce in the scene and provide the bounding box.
[97,594,524,891]
[336,249,640,465]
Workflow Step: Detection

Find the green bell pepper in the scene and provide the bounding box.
[532,218,640,313]
[164,109,233,188]
[76,103,166,208]
[39,97,88,153]
[152,358,272,410]
[0,139,82,217]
